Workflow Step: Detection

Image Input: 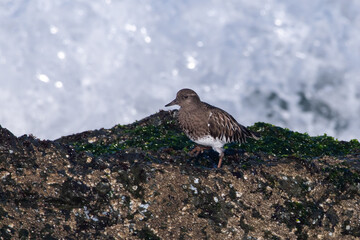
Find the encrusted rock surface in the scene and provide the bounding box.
[1,110,360,239]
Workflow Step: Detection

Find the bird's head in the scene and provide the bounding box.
[165,88,201,108]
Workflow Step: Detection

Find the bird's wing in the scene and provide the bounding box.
[208,107,259,144]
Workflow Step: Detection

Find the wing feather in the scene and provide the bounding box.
[208,107,259,144]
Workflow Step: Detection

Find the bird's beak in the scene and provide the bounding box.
[165,99,178,107]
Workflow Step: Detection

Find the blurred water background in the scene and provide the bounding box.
[0,0,359,140]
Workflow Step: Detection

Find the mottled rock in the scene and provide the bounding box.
[0,111,359,239]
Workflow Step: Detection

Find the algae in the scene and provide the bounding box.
[243,122,360,158]
[74,117,360,161]
[73,120,192,156]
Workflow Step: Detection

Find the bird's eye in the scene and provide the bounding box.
[184,96,188,99]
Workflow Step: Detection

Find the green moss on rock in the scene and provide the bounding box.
[73,112,360,161]
[243,122,360,157]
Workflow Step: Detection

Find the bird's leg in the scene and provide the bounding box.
[217,153,224,168]
[189,145,211,156]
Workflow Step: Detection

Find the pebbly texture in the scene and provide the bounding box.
[0,110,360,239]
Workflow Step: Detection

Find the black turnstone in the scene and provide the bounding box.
[165,88,259,168]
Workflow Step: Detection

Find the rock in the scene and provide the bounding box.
[0,111,360,239]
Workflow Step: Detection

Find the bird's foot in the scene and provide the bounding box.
[189,145,211,157]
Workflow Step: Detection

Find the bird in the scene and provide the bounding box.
[165,88,259,168]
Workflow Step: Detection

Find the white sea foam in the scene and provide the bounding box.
[0,0,359,140]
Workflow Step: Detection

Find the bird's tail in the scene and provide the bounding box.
[241,125,260,141]
[248,130,260,140]
[235,125,260,144]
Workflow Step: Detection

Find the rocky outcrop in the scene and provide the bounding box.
[0,110,359,239]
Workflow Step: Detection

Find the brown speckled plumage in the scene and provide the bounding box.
[165,88,259,168]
